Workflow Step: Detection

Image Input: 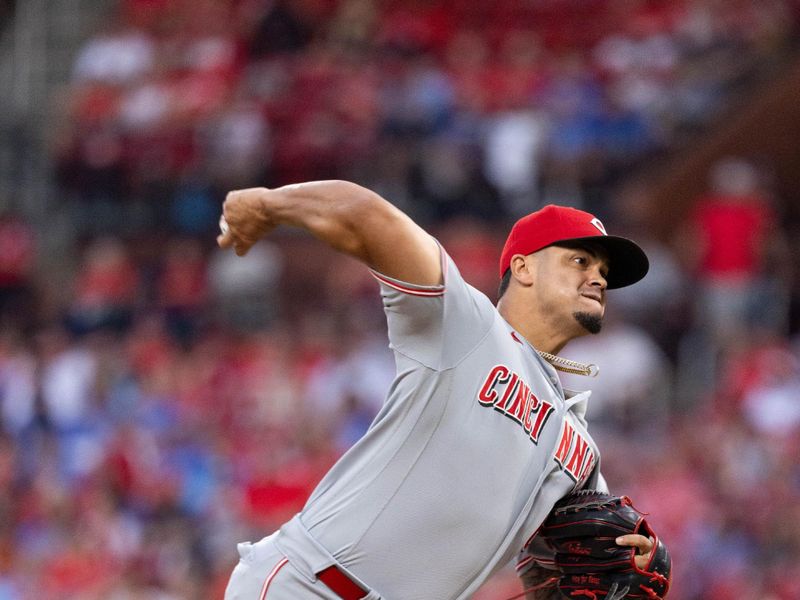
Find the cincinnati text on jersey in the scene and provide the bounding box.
[477,365,596,484]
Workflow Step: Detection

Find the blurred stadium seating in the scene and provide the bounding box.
[0,0,800,598]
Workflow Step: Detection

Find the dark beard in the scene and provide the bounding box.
[573,311,602,334]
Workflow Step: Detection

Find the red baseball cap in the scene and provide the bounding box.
[498,205,649,289]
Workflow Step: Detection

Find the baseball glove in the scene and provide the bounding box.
[539,490,672,599]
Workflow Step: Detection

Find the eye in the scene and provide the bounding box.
[572,255,588,266]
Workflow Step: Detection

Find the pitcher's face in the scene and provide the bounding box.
[527,243,609,335]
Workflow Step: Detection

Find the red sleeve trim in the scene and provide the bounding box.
[370,270,445,296]
[369,241,447,297]
[516,555,556,573]
[515,555,535,572]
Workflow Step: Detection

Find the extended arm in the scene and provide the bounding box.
[217,181,441,286]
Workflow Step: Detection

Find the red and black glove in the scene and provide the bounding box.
[539,490,672,599]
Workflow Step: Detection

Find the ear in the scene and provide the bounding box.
[509,254,535,287]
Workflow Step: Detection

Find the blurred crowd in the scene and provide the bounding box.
[54,0,796,234]
[1,0,800,598]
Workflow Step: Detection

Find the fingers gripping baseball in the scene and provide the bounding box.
[217,188,277,256]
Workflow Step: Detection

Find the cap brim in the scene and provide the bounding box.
[554,235,649,289]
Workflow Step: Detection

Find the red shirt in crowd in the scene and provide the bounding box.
[689,194,775,280]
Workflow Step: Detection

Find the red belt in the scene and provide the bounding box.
[316,565,369,600]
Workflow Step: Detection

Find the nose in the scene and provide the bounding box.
[589,266,607,291]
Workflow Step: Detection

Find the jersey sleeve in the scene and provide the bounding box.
[516,534,557,580]
[370,243,495,371]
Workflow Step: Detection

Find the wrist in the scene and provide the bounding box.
[256,186,284,227]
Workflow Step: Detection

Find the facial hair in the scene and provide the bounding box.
[573,311,602,334]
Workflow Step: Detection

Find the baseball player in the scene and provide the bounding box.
[217,180,655,600]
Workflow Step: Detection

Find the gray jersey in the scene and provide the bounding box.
[290,248,602,599]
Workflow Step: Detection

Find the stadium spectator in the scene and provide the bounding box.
[66,237,140,335]
[681,157,790,346]
[0,214,36,331]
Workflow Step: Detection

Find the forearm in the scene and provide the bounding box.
[220,180,441,285]
[259,180,399,263]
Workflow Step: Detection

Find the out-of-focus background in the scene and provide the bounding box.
[1,0,800,598]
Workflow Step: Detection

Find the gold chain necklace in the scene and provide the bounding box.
[536,350,599,377]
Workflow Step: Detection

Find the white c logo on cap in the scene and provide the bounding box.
[590,218,607,235]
